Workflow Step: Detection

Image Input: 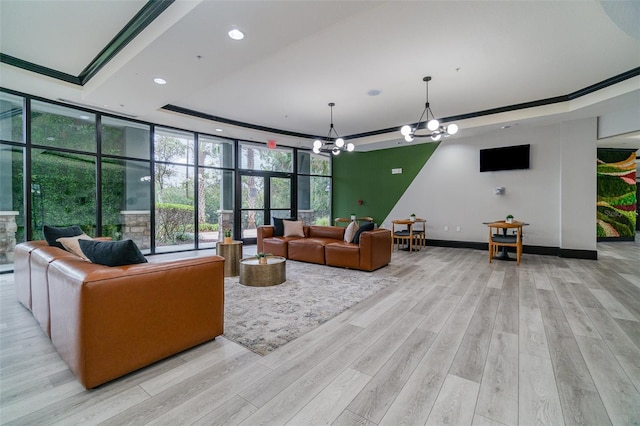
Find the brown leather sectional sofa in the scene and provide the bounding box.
[257,225,392,271]
[14,241,225,389]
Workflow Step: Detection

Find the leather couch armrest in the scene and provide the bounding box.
[257,226,274,252]
[359,229,392,271]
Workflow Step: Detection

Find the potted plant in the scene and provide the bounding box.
[506,214,514,224]
[224,229,232,244]
[410,213,416,222]
[255,252,270,265]
[350,213,356,221]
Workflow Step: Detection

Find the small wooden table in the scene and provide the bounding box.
[485,220,527,261]
[239,256,286,287]
[216,241,243,277]
[391,218,426,253]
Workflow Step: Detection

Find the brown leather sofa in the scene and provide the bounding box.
[13,241,225,389]
[257,225,391,271]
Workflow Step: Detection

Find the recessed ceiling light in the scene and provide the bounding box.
[215,128,223,132]
[153,77,167,85]
[228,29,244,40]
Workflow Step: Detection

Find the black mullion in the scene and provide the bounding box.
[95,115,102,237]
[149,125,156,254]
[292,148,298,219]
[24,97,32,241]
[264,175,271,226]
[193,133,199,250]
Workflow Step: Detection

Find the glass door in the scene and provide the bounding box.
[240,173,292,243]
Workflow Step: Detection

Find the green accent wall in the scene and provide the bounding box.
[333,143,439,226]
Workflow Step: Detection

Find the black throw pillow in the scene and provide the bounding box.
[352,222,375,244]
[43,225,84,249]
[79,239,148,267]
[272,217,295,237]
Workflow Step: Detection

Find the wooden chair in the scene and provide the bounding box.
[488,222,523,265]
[411,219,426,250]
[392,220,412,252]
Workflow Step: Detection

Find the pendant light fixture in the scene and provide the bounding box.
[313,103,354,155]
[400,76,458,142]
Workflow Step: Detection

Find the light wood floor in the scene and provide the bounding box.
[1,240,639,425]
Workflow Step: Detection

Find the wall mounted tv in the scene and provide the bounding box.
[480,144,530,172]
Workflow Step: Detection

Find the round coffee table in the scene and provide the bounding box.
[239,256,286,287]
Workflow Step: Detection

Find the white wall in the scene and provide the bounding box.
[384,117,597,252]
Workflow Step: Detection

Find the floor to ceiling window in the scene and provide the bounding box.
[196,135,234,249]
[239,142,294,241]
[101,117,152,251]
[0,88,333,271]
[297,150,332,225]
[0,92,25,271]
[154,127,196,252]
[30,101,97,240]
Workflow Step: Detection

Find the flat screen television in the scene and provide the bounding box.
[480,144,530,172]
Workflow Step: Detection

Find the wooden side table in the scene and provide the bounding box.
[216,241,243,277]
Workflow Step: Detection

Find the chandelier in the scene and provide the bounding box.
[313,103,354,155]
[400,76,458,142]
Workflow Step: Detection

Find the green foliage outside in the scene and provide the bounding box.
[31,150,97,239]
[30,103,96,152]
[155,203,194,244]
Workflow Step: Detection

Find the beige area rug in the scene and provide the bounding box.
[223,260,396,356]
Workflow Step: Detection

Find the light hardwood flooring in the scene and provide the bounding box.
[1,239,639,425]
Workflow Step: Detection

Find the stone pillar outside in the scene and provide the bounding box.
[0,211,19,264]
[298,209,315,226]
[218,210,234,240]
[121,210,151,250]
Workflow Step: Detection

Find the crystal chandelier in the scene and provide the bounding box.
[313,103,354,155]
[400,76,458,142]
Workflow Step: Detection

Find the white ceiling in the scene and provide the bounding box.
[1,0,639,151]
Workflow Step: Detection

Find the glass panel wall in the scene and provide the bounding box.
[154,163,195,251]
[31,100,96,152]
[0,144,24,272]
[31,149,96,239]
[155,127,194,164]
[0,89,333,269]
[239,142,293,172]
[270,176,291,220]
[154,127,195,252]
[0,92,23,143]
[197,168,234,249]
[241,174,264,239]
[297,151,331,225]
[199,136,233,168]
[101,117,150,159]
[102,158,152,252]
[101,117,152,251]
[198,136,234,246]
